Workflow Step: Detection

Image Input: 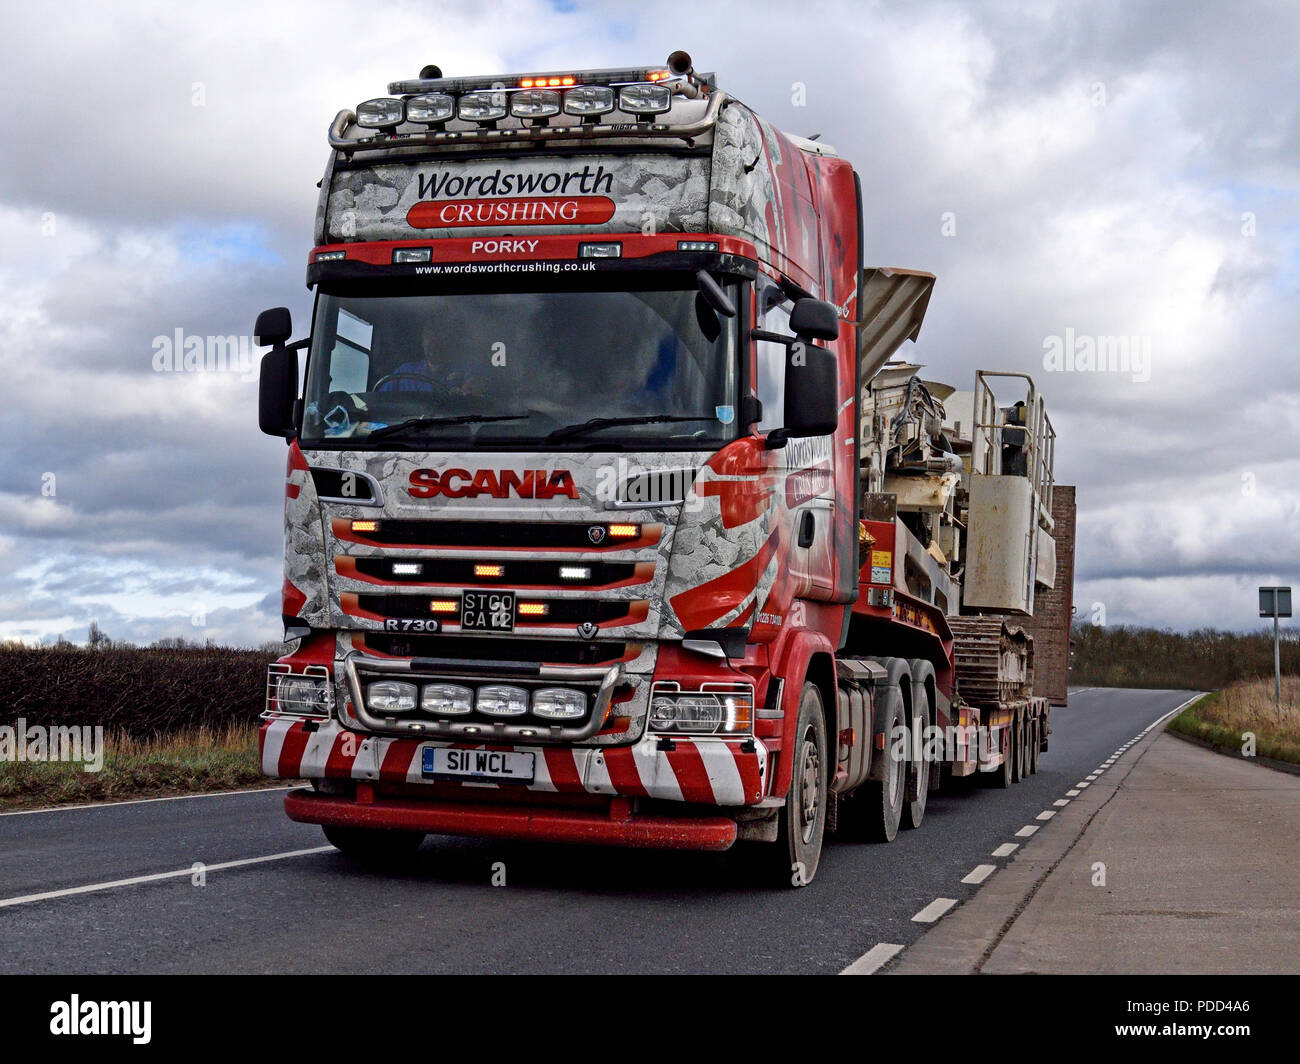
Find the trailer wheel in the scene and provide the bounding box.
[1029,717,1040,774]
[323,825,425,864]
[1012,712,1026,783]
[991,724,1013,789]
[772,684,828,887]
[902,681,930,830]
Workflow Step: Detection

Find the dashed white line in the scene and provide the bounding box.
[962,864,996,885]
[0,847,334,910]
[840,942,904,975]
[1015,825,1040,838]
[1036,810,1056,821]
[1053,799,1070,807]
[992,842,1019,857]
[912,898,957,923]
[1066,789,1081,797]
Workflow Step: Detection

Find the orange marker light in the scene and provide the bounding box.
[517,602,548,617]
[608,523,638,537]
[474,564,504,578]
[429,599,459,614]
[351,520,379,533]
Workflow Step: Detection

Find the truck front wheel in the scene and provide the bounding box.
[323,825,425,864]
[774,684,828,887]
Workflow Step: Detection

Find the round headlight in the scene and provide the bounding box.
[650,696,679,731]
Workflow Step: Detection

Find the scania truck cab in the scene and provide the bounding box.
[257,52,1073,885]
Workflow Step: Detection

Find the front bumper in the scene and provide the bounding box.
[261,717,768,807]
[285,788,739,851]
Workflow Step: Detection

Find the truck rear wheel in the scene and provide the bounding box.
[323,825,425,864]
[902,679,930,830]
[1029,717,1040,774]
[772,683,828,887]
[863,681,906,842]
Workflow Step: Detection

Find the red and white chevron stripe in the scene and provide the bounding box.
[260,717,767,806]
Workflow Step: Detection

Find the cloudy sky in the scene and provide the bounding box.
[1,0,1296,646]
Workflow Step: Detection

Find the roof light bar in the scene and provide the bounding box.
[387,64,712,96]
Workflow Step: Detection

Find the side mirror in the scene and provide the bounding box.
[789,297,839,342]
[254,306,293,348]
[259,347,299,437]
[779,342,838,440]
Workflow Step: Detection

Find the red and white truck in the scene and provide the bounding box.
[256,52,1076,884]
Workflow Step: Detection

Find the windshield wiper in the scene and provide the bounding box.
[545,414,715,444]
[366,414,529,442]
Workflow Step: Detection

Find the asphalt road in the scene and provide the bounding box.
[0,687,1194,974]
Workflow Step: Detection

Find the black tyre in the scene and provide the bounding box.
[902,676,930,830]
[991,723,1013,788]
[863,676,906,841]
[771,683,829,887]
[1029,717,1040,774]
[323,825,425,864]
[1012,712,1025,783]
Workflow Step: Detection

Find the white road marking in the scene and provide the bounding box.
[0,785,295,818]
[840,942,904,975]
[1066,789,1081,796]
[1036,810,1056,821]
[0,847,333,910]
[912,898,957,923]
[962,864,996,885]
[1015,825,1040,838]
[992,842,1019,857]
[1053,799,1070,807]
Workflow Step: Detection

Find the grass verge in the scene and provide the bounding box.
[0,723,282,811]
[1167,677,1300,765]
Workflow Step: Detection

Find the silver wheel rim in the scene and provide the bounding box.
[798,730,820,845]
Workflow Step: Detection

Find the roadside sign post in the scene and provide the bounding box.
[1259,586,1292,713]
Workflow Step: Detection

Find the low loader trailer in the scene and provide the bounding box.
[256,51,1076,884]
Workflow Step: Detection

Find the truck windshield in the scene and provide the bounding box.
[301,279,740,450]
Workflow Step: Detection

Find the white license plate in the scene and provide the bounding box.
[461,591,515,631]
[424,747,535,783]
